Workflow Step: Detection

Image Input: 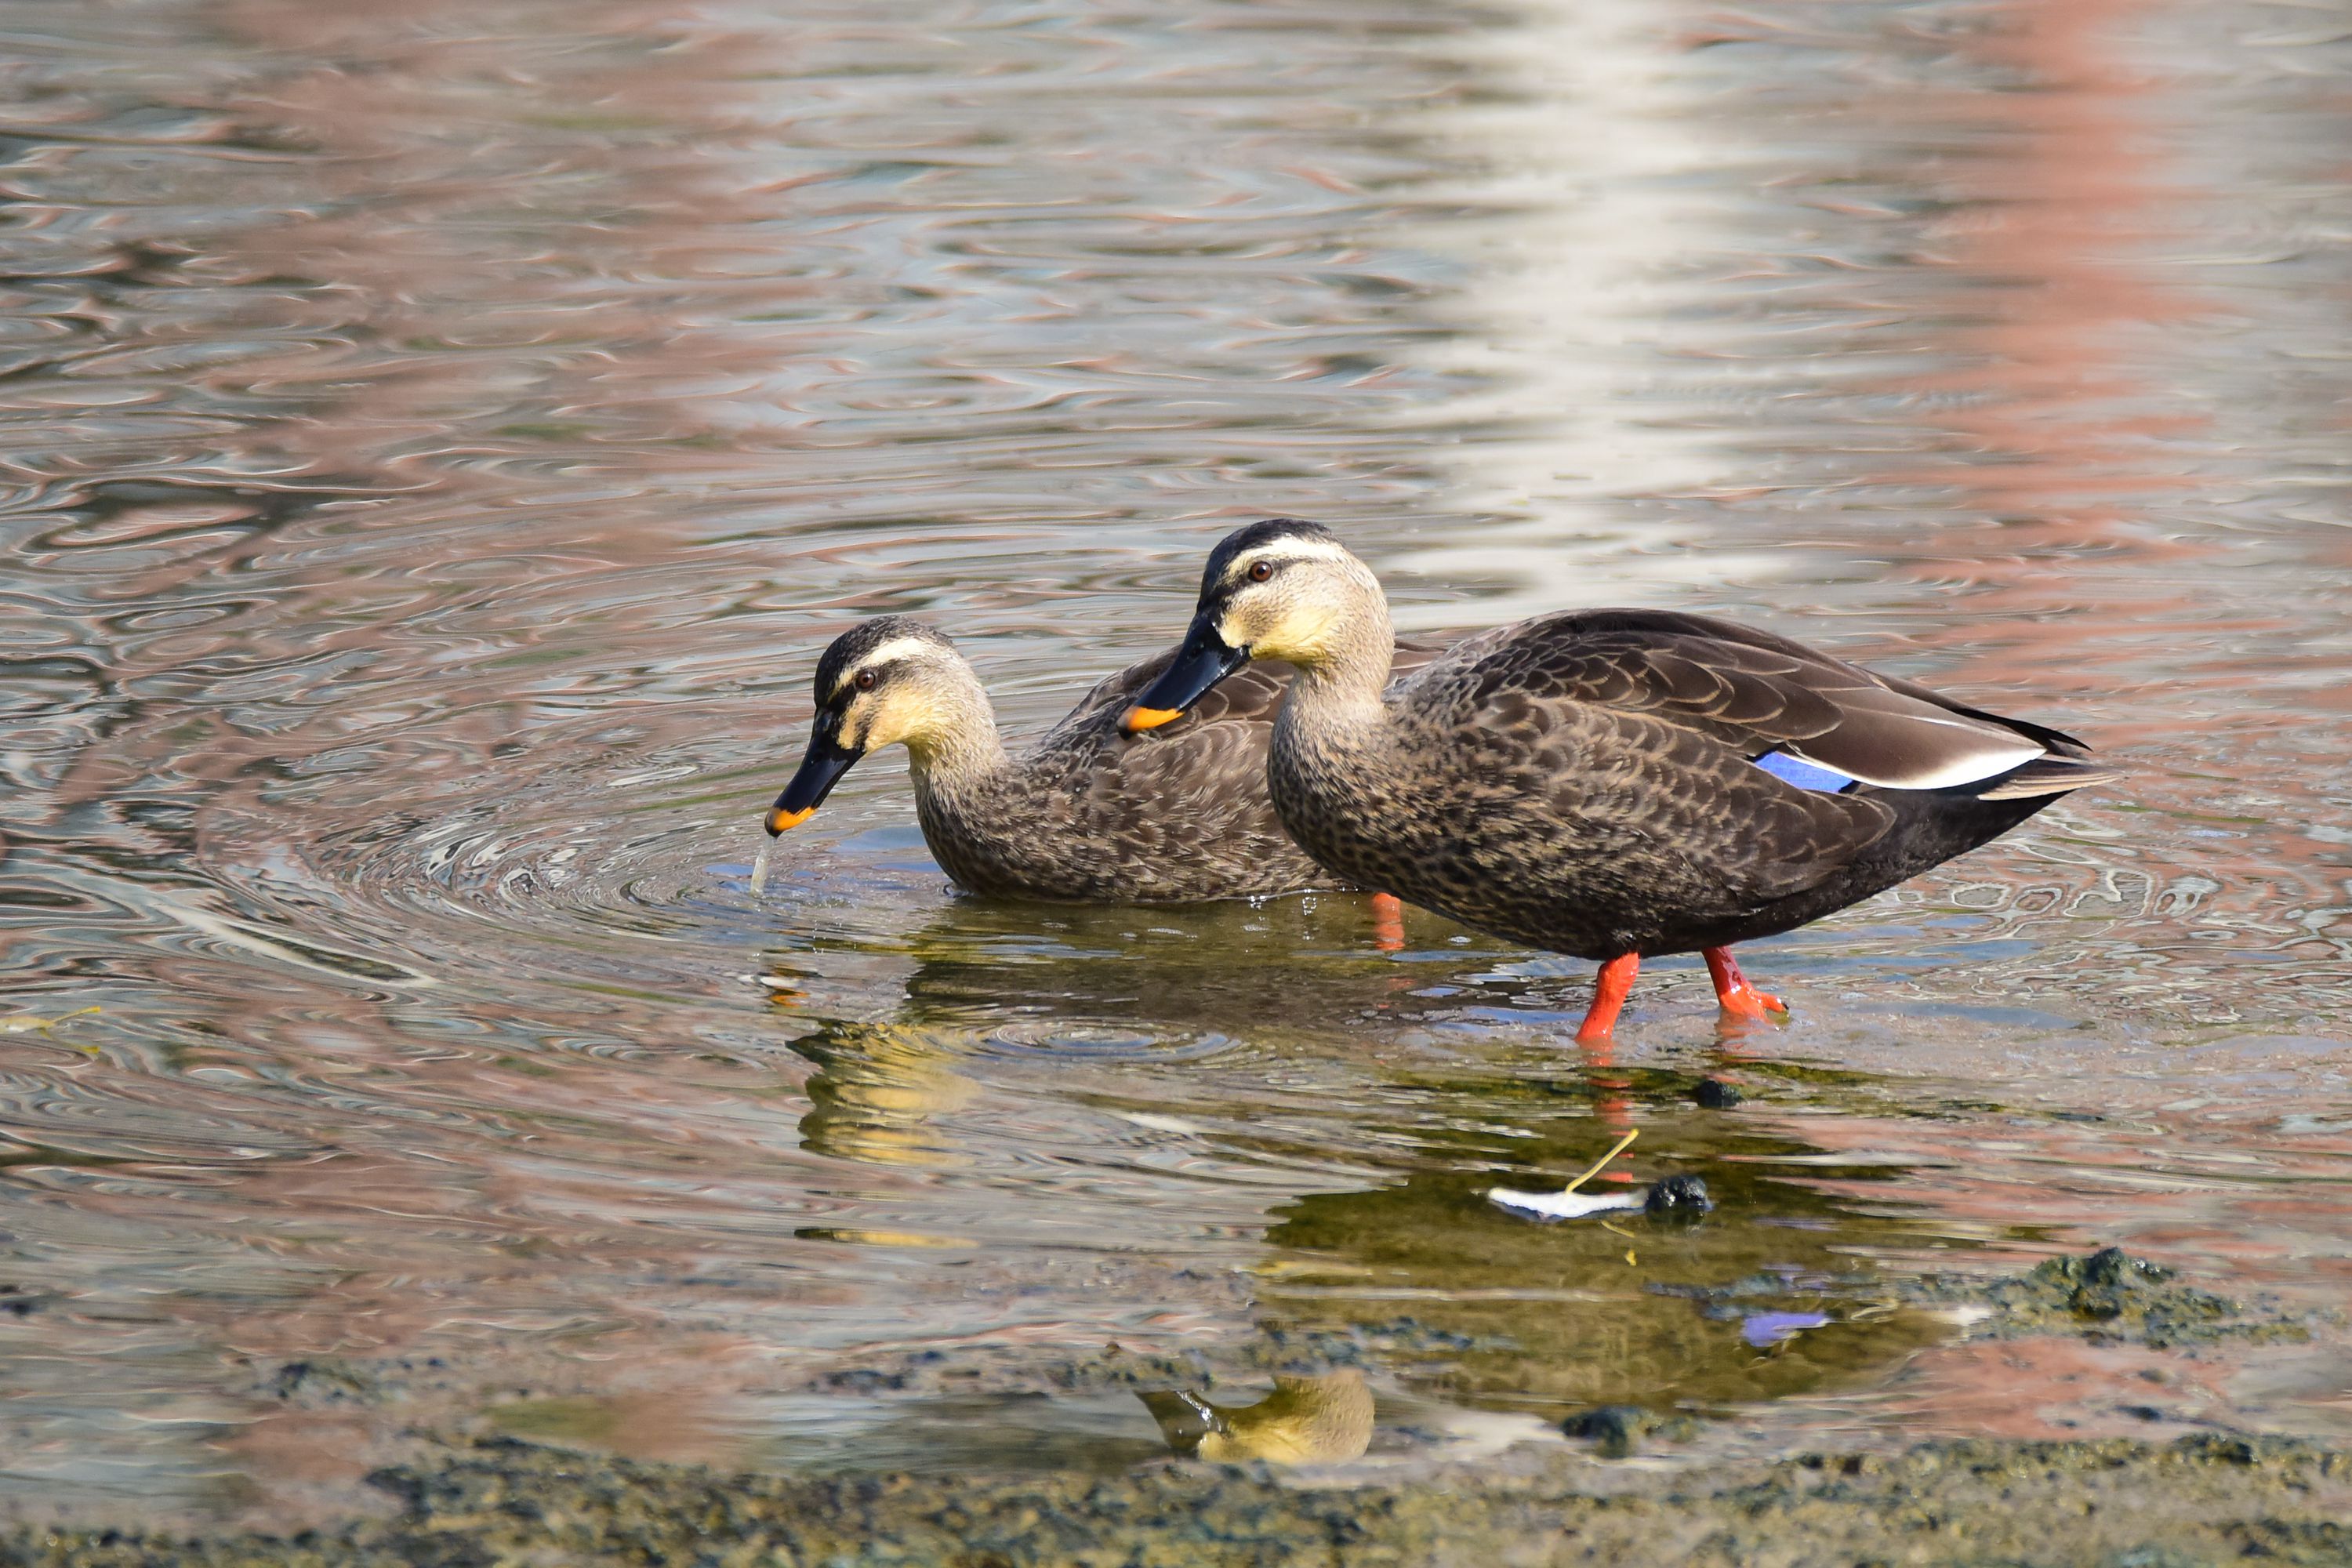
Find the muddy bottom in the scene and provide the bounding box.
[9,1432,2346,1568]
[8,1253,2342,1567]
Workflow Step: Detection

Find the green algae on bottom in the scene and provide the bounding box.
[5,1434,2349,1568]
[1910,1247,2322,1348]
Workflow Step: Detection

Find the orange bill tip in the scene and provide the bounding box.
[1121,705,1181,733]
[766,805,815,834]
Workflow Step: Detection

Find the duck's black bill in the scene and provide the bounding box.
[768,729,863,833]
[1121,620,1249,733]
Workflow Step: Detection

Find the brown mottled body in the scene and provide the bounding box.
[1123,520,2117,1031]
[910,648,1322,902]
[767,615,1441,904]
[1270,611,2089,958]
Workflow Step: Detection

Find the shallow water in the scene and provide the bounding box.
[3,0,2351,1520]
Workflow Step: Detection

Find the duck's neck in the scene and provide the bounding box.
[1287,572,1396,721]
[902,667,1011,800]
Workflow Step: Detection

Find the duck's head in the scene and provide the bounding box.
[767,617,969,833]
[1122,519,1376,732]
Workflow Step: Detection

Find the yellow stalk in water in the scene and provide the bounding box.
[1557,1127,1638,1195]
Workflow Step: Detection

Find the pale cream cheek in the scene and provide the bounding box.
[858,685,955,752]
[1230,595,1336,661]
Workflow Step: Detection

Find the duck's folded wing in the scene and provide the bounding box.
[1460,608,2109,798]
[1439,698,1893,903]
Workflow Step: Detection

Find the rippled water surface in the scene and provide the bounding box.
[5,0,2352,1520]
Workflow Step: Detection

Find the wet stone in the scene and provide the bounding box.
[1643,1174,1714,1216]
[1915,1247,2318,1348]
[1560,1404,1701,1459]
[263,1359,384,1408]
[1693,1078,1743,1109]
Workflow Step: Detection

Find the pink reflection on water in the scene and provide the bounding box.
[5,0,2352,1526]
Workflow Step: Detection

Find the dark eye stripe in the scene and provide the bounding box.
[835,658,905,702]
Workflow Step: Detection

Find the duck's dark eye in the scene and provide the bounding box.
[1247,561,1274,583]
[855,669,877,692]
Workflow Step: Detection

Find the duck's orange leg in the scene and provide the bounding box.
[1575,953,1639,1044]
[1704,947,1786,1019]
[1369,891,1405,953]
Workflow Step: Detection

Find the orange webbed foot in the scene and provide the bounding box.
[1715,985,1787,1020]
[1703,947,1788,1022]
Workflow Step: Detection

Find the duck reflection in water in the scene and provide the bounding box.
[1138,1368,1374,1465]
[757,887,1470,1065]
[1258,1100,1950,1416]
[771,994,1951,1421]
[789,1020,978,1168]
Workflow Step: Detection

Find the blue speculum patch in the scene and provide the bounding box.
[1753,749,1858,793]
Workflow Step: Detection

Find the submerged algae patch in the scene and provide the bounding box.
[1911,1247,2320,1348]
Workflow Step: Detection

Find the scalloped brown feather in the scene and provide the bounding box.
[909,635,1449,904]
[1266,611,2112,958]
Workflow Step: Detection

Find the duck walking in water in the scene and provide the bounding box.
[764,615,1438,906]
[1122,520,2116,1039]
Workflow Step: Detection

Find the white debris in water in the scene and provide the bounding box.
[1485,1185,1645,1221]
[1487,1127,1645,1221]
[749,842,775,896]
[1926,1303,1996,1328]
[1117,1111,1207,1135]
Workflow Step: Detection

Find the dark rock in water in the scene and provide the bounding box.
[1563,1405,1646,1459]
[2040,1247,2181,1324]
[1693,1077,1742,1109]
[1913,1247,2314,1349]
[1563,1404,1703,1458]
[2085,1246,2169,1284]
[822,1366,910,1395]
[265,1357,383,1408]
[1644,1174,1713,1216]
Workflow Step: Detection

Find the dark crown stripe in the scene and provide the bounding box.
[812,615,953,699]
[1200,517,1340,591]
